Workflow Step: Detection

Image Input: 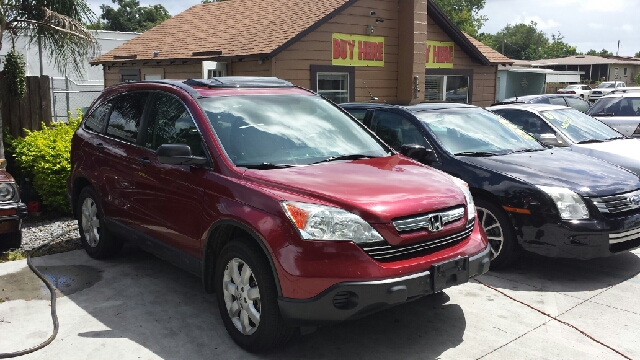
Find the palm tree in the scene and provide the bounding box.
[0,0,99,160]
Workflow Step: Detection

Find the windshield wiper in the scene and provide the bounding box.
[590,112,614,117]
[512,148,546,153]
[577,139,605,144]
[312,154,377,164]
[235,163,296,170]
[605,136,625,141]
[454,151,498,157]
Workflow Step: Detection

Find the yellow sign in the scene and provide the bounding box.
[426,40,454,69]
[332,33,385,67]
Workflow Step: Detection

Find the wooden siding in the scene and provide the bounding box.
[274,0,400,103]
[104,62,203,87]
[426,15,498,107]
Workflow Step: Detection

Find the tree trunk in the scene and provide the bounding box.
[0,32,5,165]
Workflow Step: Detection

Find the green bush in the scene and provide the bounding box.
[636,72,640,85]
[9,111,82,214]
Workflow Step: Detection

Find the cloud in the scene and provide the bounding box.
[537,0,628,12]
[588,23,604,29]
[512,15,560,30]
[621,24,633,32]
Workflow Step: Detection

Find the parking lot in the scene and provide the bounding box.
[0,246,638,359]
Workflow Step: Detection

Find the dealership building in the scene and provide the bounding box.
[92,0,513,107]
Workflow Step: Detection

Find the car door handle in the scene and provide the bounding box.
[137,157,151,165]
[94,143,105,152]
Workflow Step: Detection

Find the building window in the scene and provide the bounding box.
[207,69,225,78]
[119,69,140,83]
[310,65,355,103]
[424,69,473,103]
[624,68,628,76]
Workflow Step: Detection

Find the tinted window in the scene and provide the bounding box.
[370,111,430,151]
[106,92,149,143]
[548,97,567,106]
[145,93,206,157]
[346,109,367,121]
[494,109,555,137]
[582,86,591,91]
[540,108,622,142]
[84,101,111,133]
[200,95,390,166]
[565,97,590,113]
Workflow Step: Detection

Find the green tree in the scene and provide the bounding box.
[541,32,578,59]
[0,0,98,161]
[634,51,640,58]
[96,0,170,33]
[432,0,487,37]
[491,21,548,60]
[586,48,613,57]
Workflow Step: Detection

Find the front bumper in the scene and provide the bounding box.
[0,202,28,235]
[277,243,491,326]
[511,210,640,259]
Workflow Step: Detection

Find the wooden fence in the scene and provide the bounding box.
[0,73,52,138]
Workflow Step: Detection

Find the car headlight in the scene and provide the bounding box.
[451,177,475,223]
[282,201,384,244]
[0,183,17,202]
[538,186,589,220]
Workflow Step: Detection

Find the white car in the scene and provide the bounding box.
[588,81,626,101]
[587,92,640,138]
[557,84,592,99]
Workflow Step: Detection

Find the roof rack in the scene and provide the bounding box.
[184,77,294,88]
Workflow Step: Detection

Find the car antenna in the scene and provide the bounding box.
[514,91,519,102]
[364,81,378,102]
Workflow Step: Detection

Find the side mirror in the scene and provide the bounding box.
[538,133,565,147]
[157,144,208,166]
[400,144,438,164]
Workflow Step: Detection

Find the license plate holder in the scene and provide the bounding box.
[432,257,470,293]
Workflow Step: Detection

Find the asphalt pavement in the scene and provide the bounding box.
[1,246,639,360]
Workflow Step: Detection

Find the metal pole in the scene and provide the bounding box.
[65,76,70,119]
[51,77,57,121]
[38,34,43,76]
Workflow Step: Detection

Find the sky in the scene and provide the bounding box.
[86,0,640,57]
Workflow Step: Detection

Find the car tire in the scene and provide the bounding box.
[77,187,123,259]
[475,199,519,269]
[0,232,22,251]
[215,237,295,352]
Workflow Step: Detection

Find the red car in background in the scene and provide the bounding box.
[67,77,490,352]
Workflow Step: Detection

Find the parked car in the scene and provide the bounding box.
[0,170,28,250]
[586,92,640,138]
[68,77,490,352]
[488,103,640,176]
[340,102,640,269]
[557,84,592,98]
[495,94,592,113]
[609,87,640,95]
[588,81,626,101]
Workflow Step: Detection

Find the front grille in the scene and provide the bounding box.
[393,206,465,232]
[590,190,640,214]
[610,227,640,252]
[592,91,602,95]
[360,223,473,262]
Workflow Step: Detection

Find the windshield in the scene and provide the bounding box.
[416,108,545,155]
[566,85,579,89]
[588,96,640,116]
[596,83,616,89]
[539,109,622,143]
[199,95,390,166]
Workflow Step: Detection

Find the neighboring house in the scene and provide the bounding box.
[514,55,640,84]
[91,0,513,107]
[496,65,585,101]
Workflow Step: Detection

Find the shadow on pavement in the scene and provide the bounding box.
[34,246,466,359]
[482,251,640,293]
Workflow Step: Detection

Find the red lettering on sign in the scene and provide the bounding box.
[433,46,440,63]
[426,45,431,62]
[333,39,341,59]
[358,41,364,60]
[348,40,355,60]
[377,42,384,61]
[448,46,454,63]
[341,40,349,59]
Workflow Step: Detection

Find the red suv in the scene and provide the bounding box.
[68,77,490,352]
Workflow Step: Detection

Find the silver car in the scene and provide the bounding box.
[586,93,640,138]
[488,103,640,176]
[588,81,626,101]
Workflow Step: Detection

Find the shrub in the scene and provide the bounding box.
[636,72,640,85]
[9,111,82,214]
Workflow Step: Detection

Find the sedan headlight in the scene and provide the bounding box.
[451,177,475,223]
[538,186,589,220]
[282,201,384,244]
[0,183,17,202]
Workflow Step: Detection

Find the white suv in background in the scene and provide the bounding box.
[557,84,592,99]
[587,93,640,138]
[588,81,626,101]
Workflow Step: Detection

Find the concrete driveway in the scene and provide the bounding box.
[1,246,639,360]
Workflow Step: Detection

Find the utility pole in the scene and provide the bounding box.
[502,39,505,55]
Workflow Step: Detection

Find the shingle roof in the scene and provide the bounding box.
[463,33,513,65]
[91,0,352,64]
[515,55,640,67]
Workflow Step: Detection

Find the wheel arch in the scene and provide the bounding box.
[202,219,282,297]
[71,176,94,219]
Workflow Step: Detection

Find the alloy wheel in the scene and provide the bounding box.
[223,258,261,335]
[81,198,100,247]
[477,206,504,260]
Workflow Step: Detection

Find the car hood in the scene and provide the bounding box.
[243,155,466,223]
[459,149,640,197]
[572,138,640,177]
[0,170,15,182]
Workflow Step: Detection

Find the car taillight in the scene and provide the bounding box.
[567,91,576,94]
